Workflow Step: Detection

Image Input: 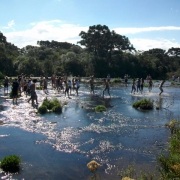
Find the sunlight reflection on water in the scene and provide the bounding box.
[0,83,179,177]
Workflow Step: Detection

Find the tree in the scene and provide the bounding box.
[167,47,180,57]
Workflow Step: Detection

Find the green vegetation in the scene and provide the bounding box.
[113,78,122,83]
[132,98,153,110]
[38,98,62,114]
[38,105,47,114]
[95,105,107,112]
[1,27,180,79]
[36,86,43,90]
[158,120,180,179]
[0,155,21,173]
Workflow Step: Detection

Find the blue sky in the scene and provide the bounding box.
[0,0,180,51]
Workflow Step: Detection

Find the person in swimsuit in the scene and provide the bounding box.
[159,80,165,95]
[103,78,111,98]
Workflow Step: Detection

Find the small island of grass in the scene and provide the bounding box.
[95,105,107,112]
[132,98,153,110]
[0,155,21,173]
[38,98,62,114]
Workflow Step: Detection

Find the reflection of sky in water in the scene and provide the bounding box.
[0,83,179,179]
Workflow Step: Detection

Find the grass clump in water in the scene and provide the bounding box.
[95,105,106,112]
[38,105,47,114]
[0,155,21,173]
[38,98,62,114]
[113,78,122,83]
[132,98,153,110]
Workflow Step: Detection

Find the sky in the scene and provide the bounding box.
[0,0,180,51]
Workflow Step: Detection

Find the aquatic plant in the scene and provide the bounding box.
[118,164,156,180]
[95,105,106,112]
[38,98,62,114]
[113,78,122,83]
[158,120,180,179]
[87,160,100,172]
[132,98,153,110]
[38,105,47,114]
[122,177,135,180]
[36,86,43,90]
[0,155,21,173]
[52,105,62,113]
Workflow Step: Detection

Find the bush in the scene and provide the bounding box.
[0,155,21,172]
[38,105,47,114]
[52,105,62,113]
[39,98,62,114]
[95,105,107,112]
[132,99,153,110]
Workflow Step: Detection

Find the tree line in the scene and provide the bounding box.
[0,25,180,79]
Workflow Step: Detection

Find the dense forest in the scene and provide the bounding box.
[0,24,180,79]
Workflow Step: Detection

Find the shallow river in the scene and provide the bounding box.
[0,81,179,179]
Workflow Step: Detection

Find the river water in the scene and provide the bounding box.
[0,81,179,179]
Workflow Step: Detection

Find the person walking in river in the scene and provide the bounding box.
[27,79,38,105]
[12,78,19,104]
[159,80,165,95]
[131,79,136,94]
[4,76,9,94]
[140,78,144,93]
[148,78,153,92]
[89,75,95,95]
[102,78,111,98]
[75,78,80,96]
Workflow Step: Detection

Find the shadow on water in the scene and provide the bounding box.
[0,84,179,179]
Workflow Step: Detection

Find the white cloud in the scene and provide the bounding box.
[3,20,88,48]
[113,26,180,34]
[130,38,180,51]
[3,20,15,30]
[2,20,180,51]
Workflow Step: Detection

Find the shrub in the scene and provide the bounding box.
[38,105,47,114]
[52,105,62,113]
[0,155,21,172]
[132,99,153,110]
[95,105,106,112]
[39,98,62,114]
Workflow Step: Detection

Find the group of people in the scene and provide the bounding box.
[49,75,80,97]
[3,74,38,105]
[89,74,111,98]
[2,73,167,105]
